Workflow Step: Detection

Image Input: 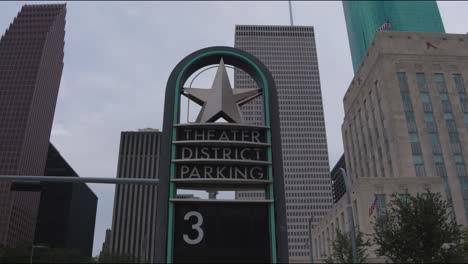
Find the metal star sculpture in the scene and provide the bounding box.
[182,58,262,123]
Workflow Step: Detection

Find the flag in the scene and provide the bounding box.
[377,20,391,32]
[369,195,378,216]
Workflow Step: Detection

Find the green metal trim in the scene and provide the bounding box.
[166,128,177,263]
[259,51,277,264]
[166,49,277,263]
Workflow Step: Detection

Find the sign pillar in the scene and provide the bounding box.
[155,46,288,263]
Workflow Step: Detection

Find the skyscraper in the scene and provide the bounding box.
[235,25,332,262]
[312,31,468,262]
[99,229,112,260]
[330,154,346,205]
[110,129,161,263]
[343,1,445,72]
[0,4,66,247]
[34,143,97,257]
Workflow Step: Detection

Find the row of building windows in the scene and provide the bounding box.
[345,83,389,180]
[286,199,333,207]
[416,73,448,181]
[120,134,159,156]
[344,72,468,180]
[236,25,313,31]
[435,73,467,177]
[375,87,393,177]
[236,46,316,54]
[398,72,427,177]
[284,168,329,174]
[280,125,326,131]
[236,49,317,55]
[394,70,468,206]
[283,149,328,155]
[454,74,468,128]
[236,36,315,42]
[285,178,330,184]
[235,31,314,37]
[236,39,315,47]
[20,6,63,16]
[287,210,328,217]
[285,190,331,197]
[279,106,325,111]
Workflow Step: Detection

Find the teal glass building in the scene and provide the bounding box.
[343,1,445,72]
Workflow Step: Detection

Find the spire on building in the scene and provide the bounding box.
[288,0,294,26]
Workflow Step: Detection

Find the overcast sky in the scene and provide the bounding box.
[1,0,467,256]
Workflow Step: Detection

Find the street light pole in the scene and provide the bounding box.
[30,245,47,264]
[340,168,357,263]
[30,246,34,264]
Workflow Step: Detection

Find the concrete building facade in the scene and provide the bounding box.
[110,129,161,263]
[311,31,468,262]
[234,25,332,262]
[0,4,66,248]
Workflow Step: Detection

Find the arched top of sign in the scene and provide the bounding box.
[166,46,275,126]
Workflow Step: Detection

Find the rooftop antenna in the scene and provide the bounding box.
[288,0,294,26]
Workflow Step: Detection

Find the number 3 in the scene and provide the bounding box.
[183,211,204,245]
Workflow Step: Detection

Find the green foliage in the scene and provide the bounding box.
[328,228,370,263]
[462,227,468,261]
[372,190,465,263]
[35,248,93,263]
[0,243,93,263]
[97,252,138,263]
[0,242,31,263]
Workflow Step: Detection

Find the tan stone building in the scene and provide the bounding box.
[312,31,468,262]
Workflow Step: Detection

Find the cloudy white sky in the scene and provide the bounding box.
[1,0,468,256]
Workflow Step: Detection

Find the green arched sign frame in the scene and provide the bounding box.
[155,46,288,263]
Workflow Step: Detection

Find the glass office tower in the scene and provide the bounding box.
[343,1,445,72]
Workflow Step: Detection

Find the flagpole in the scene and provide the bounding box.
[288,0,294,26]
